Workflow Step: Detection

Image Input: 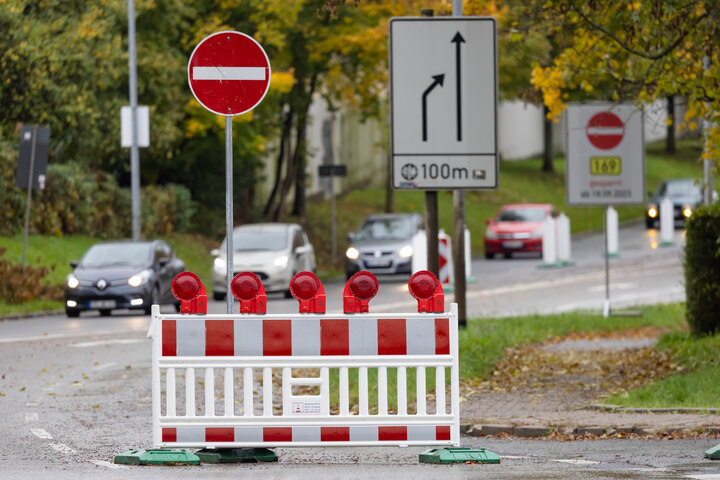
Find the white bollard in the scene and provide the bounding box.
[556,213,572,264]
[411,230,427,274]
[607,207,619,257]
[464,227,472,278]
[542,216,557,265]
[660,197,675,245]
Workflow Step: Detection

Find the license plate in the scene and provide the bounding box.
[89,300,116,309]
[502,241,523,249]
[365,260,391,268]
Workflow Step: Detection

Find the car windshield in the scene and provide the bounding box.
[355,218,413,241]
[662,180,699,196]
[225,229,288,252]
[497,208,547,222]
[80,243,152,268]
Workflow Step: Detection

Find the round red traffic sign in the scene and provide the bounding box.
[586,112,624,150]
[188,31,271,116]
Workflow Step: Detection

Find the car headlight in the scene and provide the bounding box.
[273,255,289,268]
[647,205,658,218]
[531,228,543,239]
[66,274,79,289]
[485,229,498,240]
[214,257,226,271]
[128,269,152,287]
[683,205,693,218]
[346,247,360,260]
[398,245,413,258]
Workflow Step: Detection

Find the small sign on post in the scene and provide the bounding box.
[317,164,347,265]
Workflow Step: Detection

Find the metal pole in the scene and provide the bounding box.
[21,126,38,268]
[603,207,610,318]
[331,177,337,266]
[226,117,234,314]
[127,0,141,241]
[703,56,714,206]
[452,0,466,327]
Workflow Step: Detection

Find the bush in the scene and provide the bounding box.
[0,248,63,304]
[684,204,720,336]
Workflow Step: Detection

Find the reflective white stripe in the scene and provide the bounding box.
[292,318,320,355]
[193,67,266,80]
[177,321,204,356]
[348,318,377,355]
[235,319,262,356]
[586,127,623,135]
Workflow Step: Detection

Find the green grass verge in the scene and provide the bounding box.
[0,233,215,314]
[305,138,707,271]
[603,329,720,408]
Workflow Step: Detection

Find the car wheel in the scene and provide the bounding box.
[284,289,293,299]
[645,219,655,229]
[503,253,512,259]
[66,308,80,318]
[99,309,112,317]
[213,291,225,301]
[174,302,181,313]
[485,253,493,259]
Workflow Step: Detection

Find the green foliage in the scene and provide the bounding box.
[684,203,720,336]
[0,247,62,304]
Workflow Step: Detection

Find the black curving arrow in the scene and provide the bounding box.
[421,74,445,141]
[452,31,465,142]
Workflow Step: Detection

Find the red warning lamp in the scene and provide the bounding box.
[231,272,267,314]
[171,271,208,314]
[289,271,326,313]
[343,271,379,314]
[408,270,444,313]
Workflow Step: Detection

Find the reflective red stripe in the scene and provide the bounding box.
[206,320,234,356]
[436,426,451,441]
[162,320,176,357]
[206,427,234,442]
[263,320,292,356]
[162,427,177,442]
[378,426,407,441]
[264,427,292,442]
[434,318,450,355]
[321,427,350,442]
[320,319,349,355]
[377,319,407,355]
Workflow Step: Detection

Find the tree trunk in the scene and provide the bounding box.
[291,74,318,221]
[263,109,293,219]
[666,95,676,154]
[542,105,554,172]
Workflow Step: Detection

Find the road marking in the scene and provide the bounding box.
[50,443,77,455]
[93,362,117,370]
[685,475,720,479]
[72,338,145,348]
[30,428,53,439]
[89,459,128,469]
[0,329,135,344]
[554,459,600,465]
[556,289,685,313]
[587,282,637,292]
[25,412,38,422]
[26,401,39,407]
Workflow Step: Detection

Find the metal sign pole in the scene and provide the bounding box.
[226,117,234,314]
[127,0,141,241]
[21,126,38,268]
[603,206,611,318]
[331,178,337,266]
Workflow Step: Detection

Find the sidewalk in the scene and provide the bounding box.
[459,327,720,439]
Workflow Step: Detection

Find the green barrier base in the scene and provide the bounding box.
[660,241,675,247]
[706,443,720,459]
[195,447,278,463]
[537,260,574,269]
[114,449,200,465]
[419,447,501,464]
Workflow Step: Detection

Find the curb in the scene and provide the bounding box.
[461,423,720,439]
[580,403,720,415]
[0,310,64,321]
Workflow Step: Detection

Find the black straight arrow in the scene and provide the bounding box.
[452,31,465,142]
[422,74,445,142]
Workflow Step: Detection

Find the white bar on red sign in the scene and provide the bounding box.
[193,67,266,81]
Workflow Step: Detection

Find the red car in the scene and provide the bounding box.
[484,203,558,259]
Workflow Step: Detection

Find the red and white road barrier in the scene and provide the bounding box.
[437,230,453,286]
[148,270,460,449]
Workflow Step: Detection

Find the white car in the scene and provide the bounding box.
[211,223,316,300]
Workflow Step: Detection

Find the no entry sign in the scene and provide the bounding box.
[188,31,271,116]
[586,112,624,150]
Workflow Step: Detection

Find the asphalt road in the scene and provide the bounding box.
[1,222,710,479]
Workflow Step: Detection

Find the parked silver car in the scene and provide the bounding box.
[211,223,316,300]
[345,213,424,280]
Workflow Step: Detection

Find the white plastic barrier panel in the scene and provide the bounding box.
[660,197,674,244]
[606,207,619,256]
[148,272,460,449]
[556,213,571,263]
[437,230,453,285]
[541,216,557,265]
